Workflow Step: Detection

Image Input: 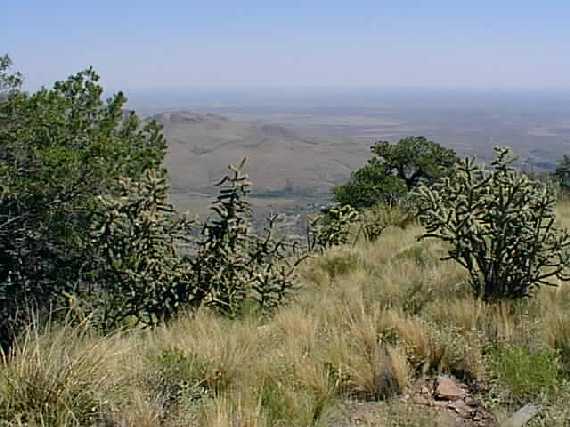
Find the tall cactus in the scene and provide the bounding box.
[191,158,253,314]
[191,159,305,315]
[416,147,570,300]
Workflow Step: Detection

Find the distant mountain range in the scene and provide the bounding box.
[155,101,570,214]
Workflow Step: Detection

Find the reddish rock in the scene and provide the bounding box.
[434,376,466,401]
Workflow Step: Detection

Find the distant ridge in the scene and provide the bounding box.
[155,110,368,212]
[152,111,229,124]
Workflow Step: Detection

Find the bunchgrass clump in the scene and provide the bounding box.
[488,345,560,400]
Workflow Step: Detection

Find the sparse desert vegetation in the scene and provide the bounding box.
[3,218,570,425]
[4,57,570,427]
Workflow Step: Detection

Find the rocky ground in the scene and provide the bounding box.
[336,376,541,427]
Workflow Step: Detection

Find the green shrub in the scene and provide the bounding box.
[258,380,333,426]
[417,147,570,301]
[318,252,361,279]
[393,244,436,268]
[334,136,457,208]
[489,346,560,399]
[358,204,416,243]
[0,66,166,347]
[147,349,211,413]
[1,60,307,341]
[333,164,407,209]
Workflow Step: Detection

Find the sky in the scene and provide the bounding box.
[4,1,570,92]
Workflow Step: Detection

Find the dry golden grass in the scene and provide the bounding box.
[0,321,135,426]
[3,205,570,425]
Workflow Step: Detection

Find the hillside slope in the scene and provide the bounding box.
[156,111,369,212]
[3,213,570,426]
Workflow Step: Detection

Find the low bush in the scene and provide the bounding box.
[147,349,211,414]
[0,66,167,347]
[357,203,416,243]
[88,170,196,329]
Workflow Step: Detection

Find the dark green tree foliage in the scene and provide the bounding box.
[334,136,457,208]
[191,159,304,316]
[371,137,458,190]
[0,67,166,344]
[333,163,406,209]
[88,170,195,328]
[417,147,570,301]
[0,55,22,99]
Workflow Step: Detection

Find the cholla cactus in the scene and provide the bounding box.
[191,159,306,315]
[191,159,253,314]
[308,204,360,251]
[416,147,570,300]
[249,214,306,311]
[358,204,415,243]
[89,169,195,328]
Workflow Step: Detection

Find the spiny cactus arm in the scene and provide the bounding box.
[229,156,248,173]
[535,232,570,281]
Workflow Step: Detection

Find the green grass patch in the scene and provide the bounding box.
[489,345,560,399]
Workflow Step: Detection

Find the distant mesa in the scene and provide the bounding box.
[152,111,229,124]
[258,124,298,139]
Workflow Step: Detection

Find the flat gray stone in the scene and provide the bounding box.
[501,404,541,427]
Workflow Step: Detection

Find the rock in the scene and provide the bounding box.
[434,376,466,401]
[501,404,541,427]
[448,399,474,415]
[464,396,478,407]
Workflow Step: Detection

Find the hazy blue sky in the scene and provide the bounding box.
[4,1,570,91]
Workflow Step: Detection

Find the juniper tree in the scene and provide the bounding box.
[334,136,457,208]
[0,66,166,346]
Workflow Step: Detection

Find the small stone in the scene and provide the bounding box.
[434,376,466,401]
[464,396,478,406]
[449,400,468,411]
